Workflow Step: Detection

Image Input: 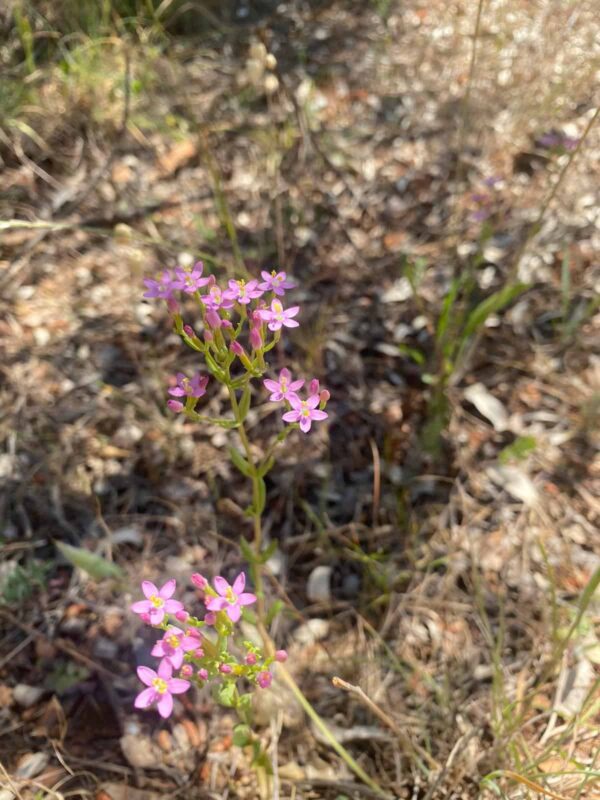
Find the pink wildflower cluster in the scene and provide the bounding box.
[142,261,330,432]
[130,573,286,718]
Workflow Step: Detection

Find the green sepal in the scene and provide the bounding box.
[265,598,284,626]
[240,536,257,565]
[238,385,252,421]
[257,455,275,477]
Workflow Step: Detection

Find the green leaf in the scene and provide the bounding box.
[461,282,528,343]
[232,723,252,748]
[238,385,252,421]
[436,277,460,345]
[239,537,257,565]
[229,447,254,478]
[396,343,425,365]
[237,692,252,716]
[258,539,278,564]
[256,476,266,515]
[216,681,236,708]
[55,541,124,581]
[266,598,284,626]
[499,435,537,464]
[257,455,275,477]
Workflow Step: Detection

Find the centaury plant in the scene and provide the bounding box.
[129,261,387,794]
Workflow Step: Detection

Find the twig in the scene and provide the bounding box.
[332,676,439,772]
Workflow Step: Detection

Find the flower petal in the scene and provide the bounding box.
[284,306,300,317]
[134,687,156,709]
[158,659,173,680]
[169,650,183,669]
[137,666,157,686]
[164,599,184,613]
[157,692,173,718]
[205,596,228,611]
[159,579,176,599]
[263,379,279,392]
[167,678,191,695]
[213,576,229,597]
[282,319,299,328]
[227,604,241,622]
[299,417,311,432]
[149,608,165,624]
[312,410,328,420]
[142,581,158,599]
[130,600,152,614]
[282,410,299,423]
[232,572,246,594]
[238,592,257,606]
[306,395,320,409]
[151,643,165,657]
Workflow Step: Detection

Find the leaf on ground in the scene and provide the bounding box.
[464,382,509,431]
[55,541,124,581]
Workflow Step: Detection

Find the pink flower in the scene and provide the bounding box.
[224,278,264,305]
[143,270,175,300]
[134,660,190,719]
[257,671,272,689]
[205,573,257,623]
[175,610,188,622]
[167,399,184,413]
[259,270,295,296]
[151,626,199,669]
[245,653,257,665]
[263,368,304,402]
[275,650,288,662]
[130,580,184,625]
[171,262,210,294]
[257,299,300,331]
[282,394,328,433]
[219,664,232,674]
[180,664,193,678]
[168,372,208,399]
[204,611,216,626]
[201,283,234,311]
[197,668,208,681]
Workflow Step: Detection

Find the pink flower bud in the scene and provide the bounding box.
[319,389,330,408]
[221,319,233,329]
[175,609,189,622]
[257,671,272,689]
[249,326,262,350]
[198,668,208,681]
[185,627,200,639]
[194,647,205,658]
[309,378,320,395]
[204,612,216,626]
[206,310,221,329]
[245,653,257,666]
[167,399,184,413]
[191,573,208,590]
[219,664,232,674]
[203,330,213,343]
[167,298,179,314]
[275,650,288,662]
[230,341,244,357]
[180,664,193,677]
[183,324,195,337]
[140,612,151,624]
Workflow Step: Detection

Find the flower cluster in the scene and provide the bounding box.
[130,573,287,719]
[142,261,330,434]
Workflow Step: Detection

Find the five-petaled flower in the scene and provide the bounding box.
[205,573,257,622]
[257,299,300,331]
[259,270,295,296]
[151,626,199,669]
[134,660,190,718]
[131,579,184,624]
[143,270,175,300]
[201,283,234,310]
[263,368,304,402]
[172,262,211,294]
[282,394,328,433]
[168,372,208,399]
[224,278,264,305]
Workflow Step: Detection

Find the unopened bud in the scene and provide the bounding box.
[230,340,244,357]
[203,330,213,343]
[140,612,151,624]
[219,663,232,674]
[175,609,189,622]
[206,310,221,329]
[180,664,193,677]
[257,670,272,689]
[191,573,208,590]
[167,298,179,314]
[245,653,257,665]
[183,324,195,337]
[319,389,330,409]
[167,399,184,413]
[309,378,320,395]
[204,612,216,626]
[275,649,288,662]
[198,668,208,681]
[249,326,263,350]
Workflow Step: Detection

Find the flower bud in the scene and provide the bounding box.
[275,649,288,663]
[219,664,232,674]
[140,612,151,624]
[230,341,244,357]
[245,653,257,666]
[204,612,216,626]
[167,298,179,314]
[183,324,195,338]
[206,310,222,329]
[203,330,213,343]
[257,670,272,689]
[180,664,193,677]
[175,609,189,622]
[221,319,233,329]
[198,668,208,681]
[194,647,205,658]
[167,399,184,413]
[249,326,263,350]
[319,389,330,409]
[309,378,320,395]
[191,573,208,590]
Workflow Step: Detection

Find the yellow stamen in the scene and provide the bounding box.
[167,635,180,649]
[225,587,237,604]
[150,594,164,608]
[152,677,168,694]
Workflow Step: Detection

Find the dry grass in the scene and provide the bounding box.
[0,1,599,798]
